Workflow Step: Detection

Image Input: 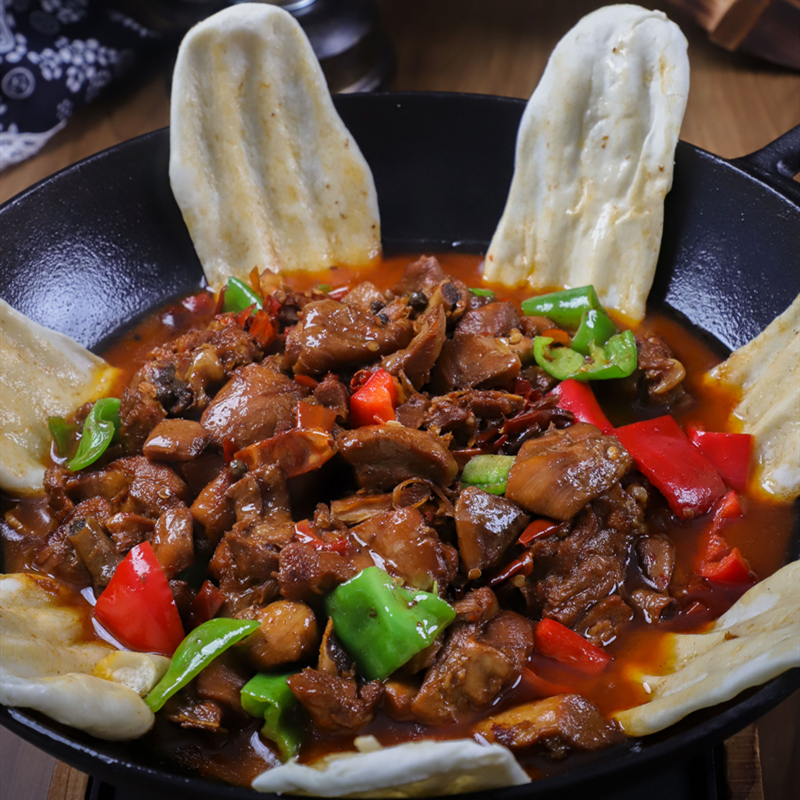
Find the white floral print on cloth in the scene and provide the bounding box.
[0,0,159,171]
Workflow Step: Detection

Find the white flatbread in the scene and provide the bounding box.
[0,573,169,740]
[484,4,689,323]
[705,294,800,500]
[0,300,119,494]
[613,560,800,736]
[170,3,381,290]
[252,735,530,797]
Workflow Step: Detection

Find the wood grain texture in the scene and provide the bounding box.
[725,724,765,800]
[46,762,88,800]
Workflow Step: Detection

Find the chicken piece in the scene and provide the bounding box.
[201,362,306,451]
[432,335,521,392]
[411,607,534,725]
[382,304,447,389]
[630,588,676,623]
[113,456,191,518]
[284,299,413,376]
[151,503,195,579]
[338,426,458,492]
[237,600,319,671]
[473,694,623,753]
[195,651,249,715]
[575,595,634,647]
[67,517,121,592]
[455,487,529,575]
[190,470,235,547]
[505,423,631,521]
[637,536,676,593]
[525,485,644,627]
[165,696,224,732]
[317,618,356,679]
[384,678,420,722]
[278,542,357,604]
[287,668,383,733]
[348,507,458,594]
[143,419,211,461]
[455,301,520,338]
[106,512,155,553]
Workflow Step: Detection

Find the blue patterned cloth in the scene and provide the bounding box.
[0,0,162,170]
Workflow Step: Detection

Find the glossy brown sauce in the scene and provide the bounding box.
[2,253,795,785]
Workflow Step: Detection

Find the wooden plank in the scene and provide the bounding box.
[725,724,765,800]
[46,763,89,800]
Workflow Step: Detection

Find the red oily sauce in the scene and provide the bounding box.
[1,252,795,785]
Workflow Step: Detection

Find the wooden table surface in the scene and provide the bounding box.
[0,1,798,798]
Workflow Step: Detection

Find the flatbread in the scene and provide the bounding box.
[0,573,169,740]
[705,294,800,500]
[484,4,689,323]
[0,300,119,494]
[613,560,800,736]
[170,3,381,290]
[251,735,530,797]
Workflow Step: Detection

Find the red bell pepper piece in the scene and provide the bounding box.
[519,519,558,546]
[615,416,726,518]
[686,425,752,493]
[697,530,753,584]
[696,530,731,570]
[181,291,216,315]
[294,521,350,555]
[294,374,319,390]
[700,548,752,583]
[712,490,743,525]
[248,309,278,349]
[519,667,573,698]
[535,618,611,676]
[696,503,754,585]
[549,379,613,435]
[187,580,225,628]
[350,369,399,427]
[542,328,572,348]
[296,400,338,432]
[94,541,184,655]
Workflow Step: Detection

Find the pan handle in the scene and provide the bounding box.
[733,124,800,199]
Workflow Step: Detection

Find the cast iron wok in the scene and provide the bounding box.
[1,93,798,799]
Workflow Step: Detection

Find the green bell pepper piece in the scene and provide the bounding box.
[66,398,120,471]
[533,331,638,382]
[583,330,638,379]
[461,454,516,495]
[469,288,495,299]
[241,673,303,760]
[325,567,455,681]
[533,337,585,380]
[520,285,602,328]
[48,416,78,458]
[222,277,263,314]
[571,309,618,355]
[145,618,260,712]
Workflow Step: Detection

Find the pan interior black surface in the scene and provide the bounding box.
[1,93,798,799]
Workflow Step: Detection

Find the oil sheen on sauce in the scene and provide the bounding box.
[1,253,795,784]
